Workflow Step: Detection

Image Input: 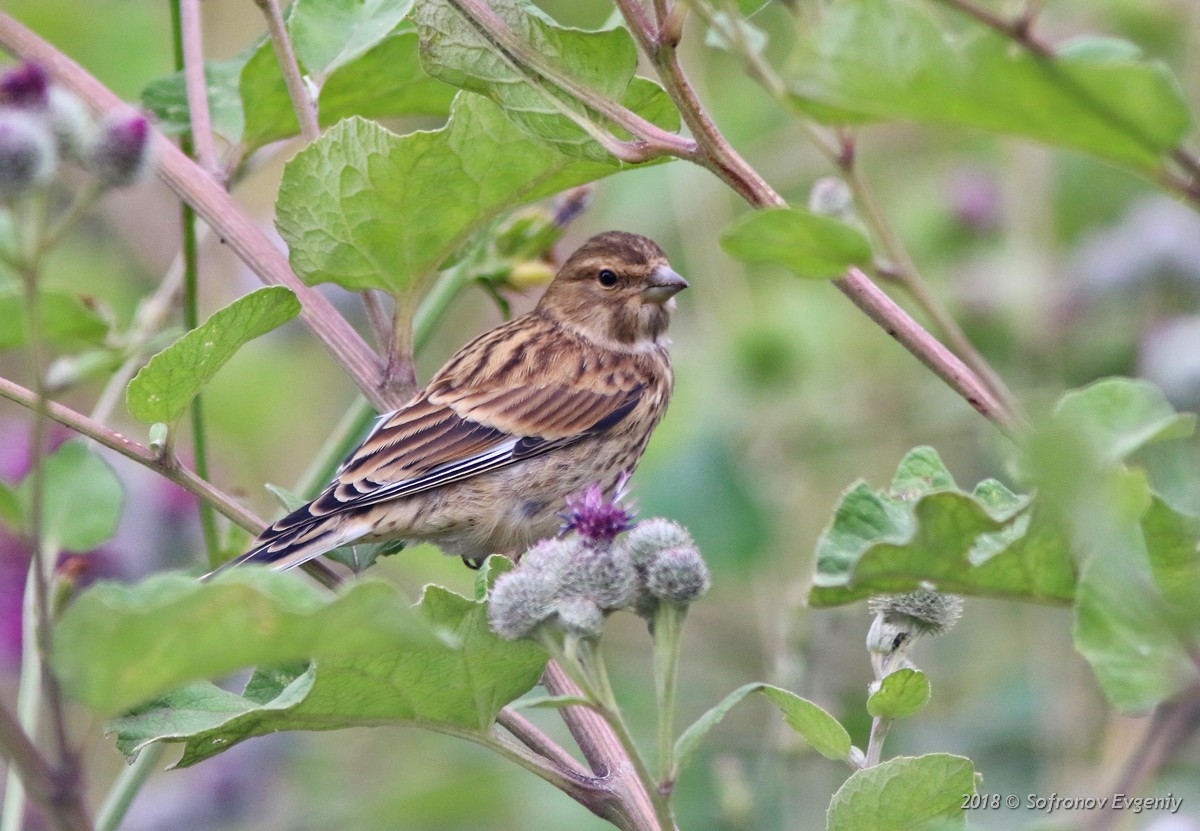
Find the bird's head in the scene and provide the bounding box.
[536,231,688,348]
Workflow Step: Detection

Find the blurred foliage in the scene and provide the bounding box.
[0,0,1199,829]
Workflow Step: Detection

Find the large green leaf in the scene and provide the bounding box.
[809,447,1075,606]
[277,95,658,294]
[106,585,547,765]
[826,754,975,831]
[125,286,300,425]
[54,569,442,716]
[142,27,455,150]
[413,0,679,160]
[720,207,873,280]
[788,0,1191,171]
[0,287,109,351]
[16,441,123,553]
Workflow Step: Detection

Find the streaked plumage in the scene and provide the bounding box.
[210,231,687,575]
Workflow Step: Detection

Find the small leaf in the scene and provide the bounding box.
[1054,377,1197,461]
[827,753,975,831]
[512,694,592,710]
[141,59,246,142]
[0,479,23,532]
[17,441,123,553]
[866,668,931,719]
[675,683,851,775]
[126,286,300,424]
[104,583,547,764]
[720,208,873,280]
[0,287,109,351]
[54,569,440,715]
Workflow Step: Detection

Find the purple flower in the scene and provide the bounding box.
[560,480,635,548]
[87,107,151,186]
[0,62,50,110]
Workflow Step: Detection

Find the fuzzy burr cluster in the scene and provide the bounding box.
[0,61,150,197]
[489,485,710,641]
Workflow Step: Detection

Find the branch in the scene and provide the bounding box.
[0,12,393,411]
[0,701,59,821]
[251,0,320,141]
[543,662,665,831]
[614,1,1023,437]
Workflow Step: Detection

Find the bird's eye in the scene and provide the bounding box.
[597,268,619,288]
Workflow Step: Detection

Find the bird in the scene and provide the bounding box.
[208,231,687,576]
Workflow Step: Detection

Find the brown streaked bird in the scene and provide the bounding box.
[209,231,687,576]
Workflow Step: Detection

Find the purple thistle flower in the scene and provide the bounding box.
[87,107,151,187]
[0,62,50,110]
[560,477,636,548]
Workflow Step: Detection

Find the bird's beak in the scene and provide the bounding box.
[643,264,689,304]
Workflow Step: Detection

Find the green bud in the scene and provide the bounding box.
[646,546,711,604]
[867,589,963,638]
[559,545,636,610]
[0,110,56,197]
[554,596,604,638]
[487,570,555,640]
[621,518,694,568]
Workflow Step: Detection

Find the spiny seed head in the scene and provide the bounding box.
[487,570,555,641]
[868,589,964,638]
[86,107,150,187]
[558,545,636,610]
[1,62,50,110]
[554,596,605,638]
[560,482,636,548]
[621,518,695,568]
[0,111,56,197]
[646,546,711,605]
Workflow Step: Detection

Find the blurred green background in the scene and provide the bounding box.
[1,0,1199,829]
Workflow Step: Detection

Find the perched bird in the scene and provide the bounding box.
[211,231,687,575]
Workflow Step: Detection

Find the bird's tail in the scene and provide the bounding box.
[201,504,373,580]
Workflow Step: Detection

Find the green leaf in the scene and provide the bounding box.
[290,0,413,79]
[0,287,109,351]
[866,668,931,719]
[104,584,547,764]
[277,96,650,294]
[809,447,1074,606]
[720,208,873,280]
[414,0,669,161]
[788,0,1191,172]
[240,28,456,149]
[17,441,123,553]
[125,286,300,424]
[675,683,851,774]
[141,59,246,142]
[54,569,441,716]
[827,754,975,831]
[0,479,23,532]
[1054,377,1197,461]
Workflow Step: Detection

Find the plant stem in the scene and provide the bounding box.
[864,715,892,767]
[94,743,166,831]
[251,0,320,141]
[652,603,685,790]
[14,244,91,830]
[171,0,221,568]
[176,0,219,174]
[496,708,592,778]
[543,661,664,831]
[0,12,393,409]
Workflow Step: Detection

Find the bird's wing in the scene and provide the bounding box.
[302,317,646,517]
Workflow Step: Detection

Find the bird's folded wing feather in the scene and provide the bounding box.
[294,319,646,520]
